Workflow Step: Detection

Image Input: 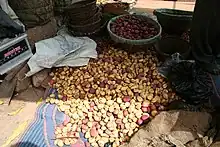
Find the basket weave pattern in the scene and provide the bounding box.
[65,0,102,36]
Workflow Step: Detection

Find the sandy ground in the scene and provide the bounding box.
[0,87,44,146]
[0,1,195,146]
[135,0,195,11]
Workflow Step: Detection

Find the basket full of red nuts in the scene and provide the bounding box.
[107,14,162,45]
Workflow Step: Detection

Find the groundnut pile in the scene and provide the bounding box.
[47,46,178,147]
[110,15,158,40]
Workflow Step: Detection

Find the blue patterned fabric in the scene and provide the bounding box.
[17,88,89,147]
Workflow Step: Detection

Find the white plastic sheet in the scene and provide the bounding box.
[26,29,97,77]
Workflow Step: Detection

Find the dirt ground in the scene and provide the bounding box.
[0,87,45,146]
[134,0,195,11]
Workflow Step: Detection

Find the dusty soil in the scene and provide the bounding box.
[0,87,45,146]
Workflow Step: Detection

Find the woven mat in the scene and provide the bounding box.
[17,88,89,147]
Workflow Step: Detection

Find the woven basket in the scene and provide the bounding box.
[69,6,101,25]
[107,14,162,45]
[65,0,97,14]
[69,18,107,36]
[153,8,193,35]
[68,6,98,21]
[68,18,101,33]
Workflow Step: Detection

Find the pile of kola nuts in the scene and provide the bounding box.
[47,46,178,147]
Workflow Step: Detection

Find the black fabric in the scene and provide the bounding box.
[191,0,220,74]
[168,62,214,105]
[169,61,220,107]
[167,0,220,106]
[0,8,23,39]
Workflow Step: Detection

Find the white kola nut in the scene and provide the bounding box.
[85,131,90,139]
[123,118,128,123]
[109,115,115,121]
[49,98,55,104]
[97,104,105,109]
[124,102,130,107]
[118,111,124,119]
[89,138,96,144]
[107,100,114,106]
[99,98,106,104]
[72,113,79,120]
[117,98,122,104]
[77,110,84,117]
[101,109,106,114]
[125,123,130,129]
[88,122,93,128]
[104,117,109,123]
[128,130,134,137]
[98,140,105,147]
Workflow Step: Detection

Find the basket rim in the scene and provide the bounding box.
[107,14,162,43]
[65,0,96,10]
[69,19,108,36]
[68,18,101,28]
[69,12,102,25]
[68,5,100,17]
[154,8,193,18]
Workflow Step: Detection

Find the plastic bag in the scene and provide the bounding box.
[158,53,194,78]
[158,53,213,105]
[26,28,97,77]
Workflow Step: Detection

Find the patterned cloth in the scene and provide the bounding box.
[17,88,89,147]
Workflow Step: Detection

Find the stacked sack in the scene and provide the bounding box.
[65,0,102,36]
[8,0,53,28]
[54,0,72,14]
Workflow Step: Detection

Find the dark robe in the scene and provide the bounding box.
[191,0,220,74]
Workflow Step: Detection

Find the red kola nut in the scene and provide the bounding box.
[62,96,67,101]
[123,96,131,102]
[137,119,143,125]
[82,129,87,134]
[90,102,95,107]
[90,128,98,137]
[141,114,150,121]
[141,107,148,112]
[82,124,88,130]
[49,80,54,85]
[82,119,89,124]
[85,142,90,147]
[123,110,128,117]
[142,101,150,107]
[89,107,94,112]
[107,112,112,117]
